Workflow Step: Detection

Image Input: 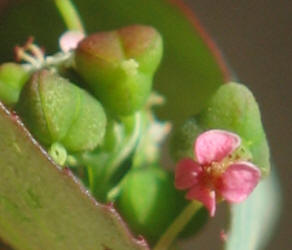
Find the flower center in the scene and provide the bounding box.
[210,160,229,177]
[201,156,234,189]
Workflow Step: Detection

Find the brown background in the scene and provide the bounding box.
[0,0,291,249]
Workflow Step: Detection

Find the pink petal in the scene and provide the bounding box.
[216,161,261,203]
[175,158,202,190]
[59,31,85,52]
[195,129,241,165]
[186,185,216,217]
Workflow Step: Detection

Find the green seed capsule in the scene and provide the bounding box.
[116,167,182,244]
[75,25,163,116]
[116,167,207,245]
[0,63,30,106]
[198,82,270,176]
[16,70,107,152]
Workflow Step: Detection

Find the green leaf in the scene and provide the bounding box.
[225,168,281,250]
[0,103,148,250]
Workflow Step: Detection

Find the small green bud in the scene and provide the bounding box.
[16,70,107,152]
[198,82,270,176]
[48,142,67,166]
[75,25,163,116]
[0,63,30,106]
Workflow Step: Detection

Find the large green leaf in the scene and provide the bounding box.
[0,103,148,250]
[225,169,281,250]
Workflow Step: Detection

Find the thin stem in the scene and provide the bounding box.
[104,112,142,182]
[153,201,202,250]
[27,44,45,62]
[54,0,85,33]
[22,51,74,73]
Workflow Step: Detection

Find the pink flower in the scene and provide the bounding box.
[175,129,261,217]
[59,31,85,53]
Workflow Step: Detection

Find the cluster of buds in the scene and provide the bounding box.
[0,17,267,247]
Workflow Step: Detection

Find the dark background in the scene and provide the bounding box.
[183,1,291,249]
[0,0,291,249]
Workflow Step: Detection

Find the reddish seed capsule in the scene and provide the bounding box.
[75,25,163,116]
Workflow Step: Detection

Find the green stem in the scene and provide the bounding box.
[86,113,142,201]
[103,112,142,182]
[153,201,202,250]
[54,0,85,33]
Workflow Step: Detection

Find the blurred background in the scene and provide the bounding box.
[183,1,291,249]
[0,0,290,249]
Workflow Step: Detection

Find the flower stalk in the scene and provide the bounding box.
[153,201,202,250]
[54,0,85,33]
